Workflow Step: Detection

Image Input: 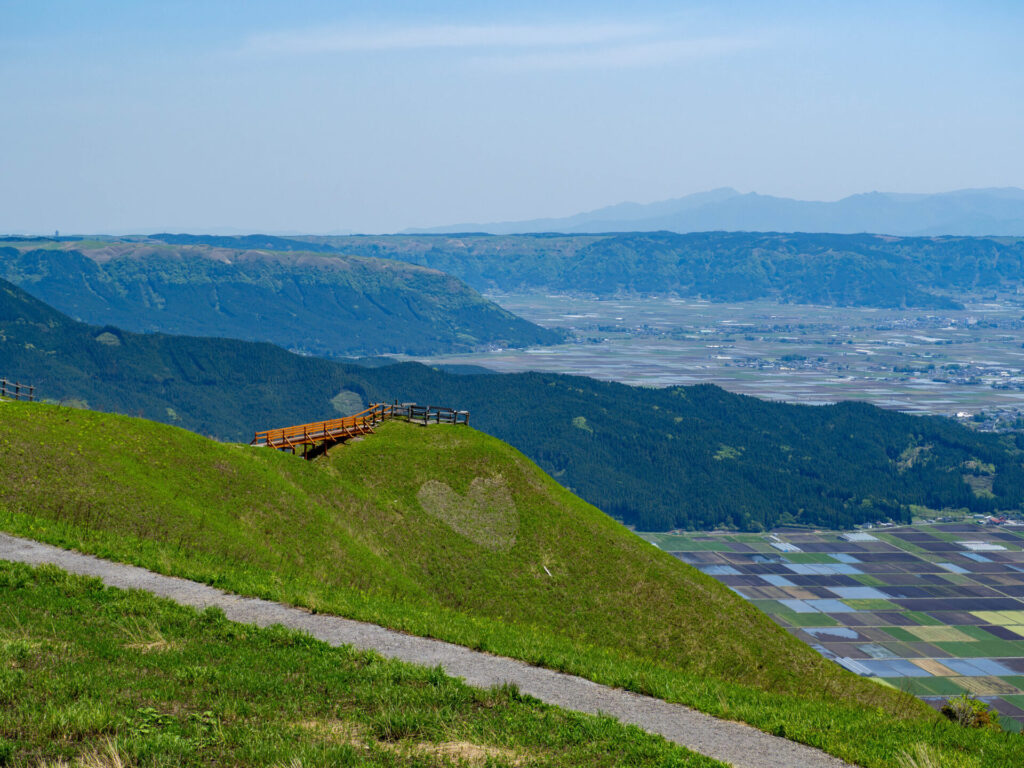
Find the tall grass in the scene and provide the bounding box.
[0,560,719,767]
[0,402,1020,767]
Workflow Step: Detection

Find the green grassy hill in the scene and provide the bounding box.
[0,401,1020,767]
[0,239,562,356]
[0,561,720,768]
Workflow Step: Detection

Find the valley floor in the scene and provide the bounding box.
[411,293,1024,420]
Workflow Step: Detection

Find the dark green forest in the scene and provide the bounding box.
[275,231,1024,309]
[3,278,1020,532]
[0,242,561,356]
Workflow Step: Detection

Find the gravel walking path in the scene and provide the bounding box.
[0,532,855,768]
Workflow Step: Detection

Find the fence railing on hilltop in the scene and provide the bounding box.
[250,402,469,456]
[388,402,470,426]
[0,378,34,401]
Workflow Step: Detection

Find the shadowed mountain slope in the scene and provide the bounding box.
[0,240,562,356]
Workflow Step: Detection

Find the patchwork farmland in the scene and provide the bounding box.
[638,523,1024,730]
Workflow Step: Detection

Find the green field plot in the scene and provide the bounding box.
[841,599,902,612]
[902,611,945,626]
[784,613,843,628]
[724,534,769,544]
[939,572,977,585]
[872,533,930,555]
[924,529,973,543]
[851,574,888,587]
[877,626,919,643]
[1001,719,1023,734]
[882,677,968,697]
[1000,676,1024,691]
[638,533,732,551]
[748,599,789,616]
[751,602,841,627]
[937,639,1024,658]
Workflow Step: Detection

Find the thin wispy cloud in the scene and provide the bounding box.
[482,35,767,71]
[241,21,768,70]
[244,22,658,56]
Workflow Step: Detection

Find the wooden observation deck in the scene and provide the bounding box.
[250,402,469,458]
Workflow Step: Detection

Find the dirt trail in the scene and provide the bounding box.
[0,532,855,768]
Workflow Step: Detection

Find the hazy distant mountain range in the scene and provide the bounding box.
[406,187,1024,236]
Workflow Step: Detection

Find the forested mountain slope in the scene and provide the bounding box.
[290,230,1024,309]
[3,279,1020,532]
[0,239,561,356]
[14,231,1023,320]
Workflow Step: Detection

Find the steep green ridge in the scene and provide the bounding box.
[0,561,720,767]
[0,240,561,356]
[17,231,1024,317]
[288,231,1024,308]
[3,277,1021,531]
[0,402,1019,767]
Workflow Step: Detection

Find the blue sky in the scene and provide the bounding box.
[1,1,1021,233]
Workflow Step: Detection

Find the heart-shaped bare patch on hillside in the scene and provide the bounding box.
[417,476,518,552]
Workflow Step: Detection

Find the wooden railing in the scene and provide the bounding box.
[250,402,469,454]
[250,404,388,449]
[0,378,34,401]
[388,403,470,426]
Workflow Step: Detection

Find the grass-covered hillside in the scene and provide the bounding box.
[0,402,1021,767]
[338,365,1024,531]
[4,276,1022,532]
[0,239,561,356]
[0,561,721,767]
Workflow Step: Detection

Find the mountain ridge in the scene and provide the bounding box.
[405,187,1024,236]
[291,230,1024,309]
[0,240,562,356]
